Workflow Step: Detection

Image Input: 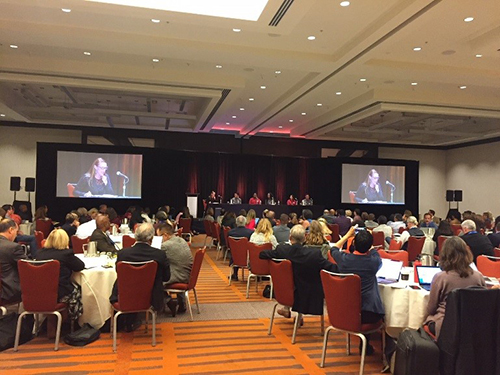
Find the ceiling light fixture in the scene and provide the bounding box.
[301,112,306,115]
[151,18,160,23]
[360,78,366,82]
[62,8,71,12]
[289,119,293,122]
[475,54,482,58]
[260,85,266,89]
[232,115,237,118]
[316,103,322,107]
[340,1,350,6]
[275,70,281,74]
[232,28,241,32]
[464,17,474,22]
[459,85,467,89]
[10,45,18,49]
[249,98,254,101]
[152,58,159,62]
[240,107,245,111]
[307,36,316,40]
[215,65,222,68]
[83,51,91,55]
[0,114,5,117]
[270,131,274,133]
[279,126,283,129]
[336,91,342,95]
[413,47,422,51]
[411,82,418,86]
[226,122,230,125]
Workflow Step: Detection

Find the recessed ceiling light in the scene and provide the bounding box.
[226,122,230,125]
[215,65,222,68]
[459,85,467,89]
[411,82,418,86]
[475,54,482,58]
[249,98,254,101]
[260,85,266,89]
[413,47,422,51]
[270,131,274,133]
[0,114,5,117]
[336,91,342,95]
[289,119,293,122]
[275,70,281,74]
[233,28,241,32]
[464,17,474,22]
[301,112,306,115]
[360,78,367,82]
[152,58,159,62]
[340,1,350,6]
[279,126,283,129]
[151,18,160,23]
[10,45,18,49]
[62,8,71,13]
[83,51,91,55]
[316,103,322,107]
[240,107,245,111]
[307,35,316,40]
[232,115,237,118]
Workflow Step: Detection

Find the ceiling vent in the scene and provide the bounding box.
[269,0,294,27]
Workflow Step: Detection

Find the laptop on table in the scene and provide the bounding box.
[415,266,442,291]
[377,259,404,284]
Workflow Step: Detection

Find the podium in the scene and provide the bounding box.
[186,193,199,218]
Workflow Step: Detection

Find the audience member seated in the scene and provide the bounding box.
[333,208,351,236]
[227,216,254,281]
[249,193,262,205]
[245,209,257,230]
[305,220,331,259]
[156,223,193,316]
[424,236,485,339]
[321,209,336,224]
[107,207,121,226]
[2,204,21,225]
[432,220,454,253]
[364,213,378,230]
[130,207,145,231]
[389,213,406,234]
[34,205,52,223]
[61,212,80,239]
[250,218,278,250]
[266,210,276,226]
[420,212,438,229]
[330,226,384,355]
[3,204,38,257]
[0,219,27,303]
[76,208,99,238]
[77,207,90,224]
[372,215,392,249]
[90,214,118,254]
[36,229,85,321]
[17,204,32,222]
[398,216,424,250]
[317,218,332,241]
[300,209,313,230]
[460,219,494,263]
[259,225,337,319]
[273,214,290,244]
[488,222,500,248]
[446,209,462,225]
[204,207,215,222]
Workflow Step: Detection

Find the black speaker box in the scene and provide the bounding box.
[454,190,463,202]
[25,177,36,192]
[10,176,21,191]
[446,190,454,202]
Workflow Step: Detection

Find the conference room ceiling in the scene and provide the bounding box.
[1,0,500,147]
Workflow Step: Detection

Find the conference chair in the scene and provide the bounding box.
[398,226,406,234]
[451,224,462,236]
[388,239,402,250]
[435,235,453,261]
[71,235,89,254]
[494,247,500,258]
[246,242,272,299]
[327,223,340,242]
[407,236,426,263]
[319,270,385,374]
[35,219,52,239]
[66,183,76,197]
[372,231,385,248]
[211,222,223,260]
[34,231,44,250]
[377,249,409,266]
[202,220,213,248]
[165,247,206,321]
[111,260,158,352]
[349,191,357,203]
[122,234,136,249]
[222,226,231,262]
[227,237,249,285]
[476,255,500,278]
[14,259,67,351]
[179,218,192,242]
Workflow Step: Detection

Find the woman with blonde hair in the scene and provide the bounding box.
[250,218,278,249]
[246,209,257,230]
[305,220,331,259]
[36,229,85,320]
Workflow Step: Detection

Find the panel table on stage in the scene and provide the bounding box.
[209,203,325,219]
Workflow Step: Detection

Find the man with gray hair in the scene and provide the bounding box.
[461,219,494,263]
[227,216,254,281]
[110,223,170,331]
[259,224,337,319]
[398,216,424,250]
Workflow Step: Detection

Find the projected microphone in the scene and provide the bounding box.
[116,171,130,182]
[386,180,396,189]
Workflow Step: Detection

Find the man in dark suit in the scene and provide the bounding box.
[259,225,337,318]
[461,219,494,263]
[227,215,254,281]
[90,214,117,254]
[0,219,27,302]
[110,223,170,331]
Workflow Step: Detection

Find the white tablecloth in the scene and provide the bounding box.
[71,254,117,329]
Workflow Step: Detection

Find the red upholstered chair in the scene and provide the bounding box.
[176,227,183,237]
[222,226,231,262]
[346,237,354,251]
[165,247,206,321]
[435,235,453,261]
[320,270,385,373]
[111,260,158,352]
[477,255,500,278]
[349,191,356,203]
[327,251,337,265]
[203,220,213,248]
[66,183,76,197]
[378,249,409,267]
[211,222,222,260]
[372,231,385,248]
[389,239,402,250]
[494,248,500,258]
[325,234,332,242]
[407,236,426,262]
[398,226,406,234]
[34,231,44,250]
[179,218,192,242]
[327,224,340,242]
[227,237,249,284]
[35,219,52,239]
[71,235,89,254]
[246,242,272,299]
[14,259,66,351]
[122,235,136,249]
[451,224,462,236]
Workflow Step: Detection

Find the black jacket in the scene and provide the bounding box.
[90,229,117,253]
[461,232,494,263]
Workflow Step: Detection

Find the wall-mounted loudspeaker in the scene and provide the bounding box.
[25,178,36,192]
[10,176,21,191]
[446,190,454,202]
[454,190,463,202]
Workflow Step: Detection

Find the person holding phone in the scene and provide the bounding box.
[74,157,115,197]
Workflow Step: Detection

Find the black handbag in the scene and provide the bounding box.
[262,284,275,299]
[63,323,100,346]
[0,313,34,352]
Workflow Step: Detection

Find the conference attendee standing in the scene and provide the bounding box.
[460,219,494,263]
[74,157,115,197]
[0,219,27,302]
[249,193,262,205]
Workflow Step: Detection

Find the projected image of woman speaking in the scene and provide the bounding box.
[355,169,385,203]
[74,157,115,197]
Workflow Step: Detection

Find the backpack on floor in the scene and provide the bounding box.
[0,313,34,352]
[64,323,100,346]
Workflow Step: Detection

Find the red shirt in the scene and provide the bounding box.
[287,199,297,206]
[249,197,261,205]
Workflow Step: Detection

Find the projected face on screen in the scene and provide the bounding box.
[341,164,405,204]
[57,151,142,198]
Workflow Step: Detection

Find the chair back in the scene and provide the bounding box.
[122,235,136,248]
[35,219,52,239]
[227,237,249,267]
[451,224,462,236]
[327,224,340,242]
[269,259,294,307]
[67,183,76,197]
[222,226,230,247]
[321,270,361,332]
[34,231,44,249]
[349,191,356,203]
[398,226,406,234]
[437,235,452,256]
[18,259,60,311]
[179,218,192,234]
[378,249,409,266]
[248,242,272,275]
[176,228,183,237]
[327,251,337,265]
[203,220,212,237]
[71,235,90,254]
[116,260,157,311]
[212,222,221,242]
[389,239,402,250]
[372,231,385,248]
[346,237,354,251]
[407,236,426,262]
[187,247,206,289]
[477,255,500,278]
[494,248,500,258]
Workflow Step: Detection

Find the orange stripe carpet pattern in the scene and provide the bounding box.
[0,235,385,374]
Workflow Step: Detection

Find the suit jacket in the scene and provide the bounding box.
[461,232,494,263]
[259,243,337,315]
[161,236,193,284]
[110,242,170,311]
[0,235,27,301]
[90,229,117,253]
[36,247,85,299]
[228,226,254,240]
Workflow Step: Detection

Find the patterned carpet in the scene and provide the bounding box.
[0,235,385,374]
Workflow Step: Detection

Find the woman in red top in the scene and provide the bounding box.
[249,193,261,205]
[287,194,297,205]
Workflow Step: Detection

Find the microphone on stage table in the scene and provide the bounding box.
[116,171,130,182]
[385,180,396,189]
